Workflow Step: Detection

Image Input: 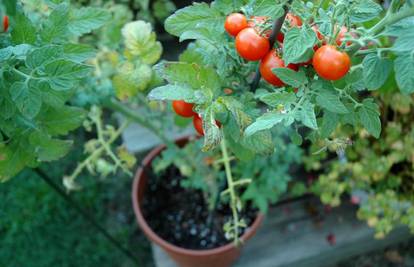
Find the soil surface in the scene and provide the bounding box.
[142,166,258,250]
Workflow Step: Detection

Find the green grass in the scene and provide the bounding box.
[0,134,154,267]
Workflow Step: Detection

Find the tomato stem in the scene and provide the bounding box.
[220,135,241,245]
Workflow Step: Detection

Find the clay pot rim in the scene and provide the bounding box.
[132,141,264,257]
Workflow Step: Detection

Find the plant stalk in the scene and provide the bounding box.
[220,136,241,245]
[34,168,141,266]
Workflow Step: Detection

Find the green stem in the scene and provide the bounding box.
[220,136,241,245]
[347,6,414,55]
[35,168,141,266]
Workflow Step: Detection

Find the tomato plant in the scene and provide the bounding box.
[260,49,298,86]
[2,15,8,32]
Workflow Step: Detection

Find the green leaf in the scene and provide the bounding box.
[0,142,33,182]
[259,92,296,107]
[0,47,13,62]
[40,106,86,136]
[202,107,222,151]
[165,2,224,37]
[10,81,42,119]
[315,88,348,114]
[394,54,414,94]
[362,54,392,90]
[211,0,246,14]
[148,85,203,103]
[113,63,152,100]
[357,99,381,138]
[41,3,70,43]
[383,17,414,36]
[245,113,285,136]
[155,61,220,94]
[242,130,273,154]
[283,26,316,65]
[69,7,110,36]
[299,101,318,130]
[26,45,63,69]
[221,97,253,132]
[63,44,96,63]
[320,111,338,138]
[29,132,72,162]
[290,130,303,146]
[42,59,92,91]
[350,0,383,23]
[272,68,307,88]
[11,12,36,45]
[252,0,284,18]
[391,32,414,52]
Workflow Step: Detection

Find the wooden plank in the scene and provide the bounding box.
[150,197,411,267]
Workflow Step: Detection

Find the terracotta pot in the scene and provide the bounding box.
[132,139,264,267]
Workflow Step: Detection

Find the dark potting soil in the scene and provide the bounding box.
[142,166,258,250]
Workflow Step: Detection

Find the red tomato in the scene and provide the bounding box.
[193,115,204,136]
[3,15,9,32]
[277,32,285,42]
[172,100,196,118]
[286,13,302,27]
[235,28,270,61]
[312,45,351,81]
[225,13,248,37]
[260,49,299,86]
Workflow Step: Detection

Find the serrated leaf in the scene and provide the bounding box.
[155,61,220,94]
[252,0,284,18]
[272,68,306,88]
[29,132,72,162]
[41,4,70,43]
[69,7,111,36]
[40,106,86,136]
[113,63,152,100]
[0,47,13,62]
[362,54,392,90]
[394,54,414,94]
[316,88,348,114]
[391,32,414,52]
[42,59,92,91]
[350,0,383,23]
[242,130,273,154]
[63,43,96,63]
[0,142,32,182]
[165,2,224,38]
[11,12,36,45]
[357,99,381,138]
[211,0,246,14]
[10,81,42,119]
[320,111,338,138]
[26,45,63,69]
[245,112,285,136]
[299,101,318,130]
[259,92,296,107]
[148,85,201,102]
[221,97,253,132]
[202,107,222,151]
[283,27,317,65]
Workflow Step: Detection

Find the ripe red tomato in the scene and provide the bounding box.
[172,100,196,118]
[286,13,302,27]
[193,115,204,136]
[260,49,298,86]
[3,15,9,32]
[236,28,270,61]
[225,13,248,37]
[312,45,351,81]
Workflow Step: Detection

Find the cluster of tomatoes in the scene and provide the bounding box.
[172,100,221,136]
[224,12,351,84]
[2,15,8,32]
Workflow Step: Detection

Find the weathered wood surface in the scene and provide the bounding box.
[151,197,411,267]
